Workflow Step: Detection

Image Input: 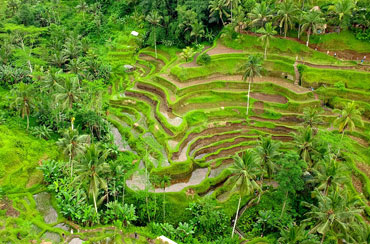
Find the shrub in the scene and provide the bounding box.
[197,53,211,65]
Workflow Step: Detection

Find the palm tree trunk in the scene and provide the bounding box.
[306,28,311,47]
[298,24,301,39]
[231,196,242,238]
[154,31,157,59]
[285,21,288,38]
[246,78,252,116]
[93,191,98,214]
[163,186,166,222]
[26,114,29,130]
[220,12,225,26]
[280,191,289,218]
[320,232,326,244]
[264,44,267,60]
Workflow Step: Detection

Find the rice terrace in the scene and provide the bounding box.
[0,0,370,243]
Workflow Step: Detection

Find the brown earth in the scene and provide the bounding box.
[0,198,19,217]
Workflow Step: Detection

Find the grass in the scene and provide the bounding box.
[310,30,370,53]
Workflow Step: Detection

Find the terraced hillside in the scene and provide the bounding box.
[108,34,370,206]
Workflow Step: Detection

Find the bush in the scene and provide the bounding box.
[197,53,211,65]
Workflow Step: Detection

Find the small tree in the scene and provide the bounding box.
[180,46,195,62]
[11,82,34,129]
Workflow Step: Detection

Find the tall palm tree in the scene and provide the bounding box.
[257,22,277,60]
[190,21,205,44]
[276,0,298,38]
[240,55,263,116]
[332,0,354,31]
[160,175,171,222]
[76,0,89,20]
[248,2,273,28]
[300,10,325,46]
[225,0,240,22]
[334,101,363,141]
[299,107,324,130]
[291,127,316,167]
[146,10,163,59]
[254,135,280,180]
[228,151,262,238]
[74,144,111,214]
[54,77,83,110]
[11,82,34,129]
[304,189,364,243]
[310,159,348,196]
[57,128,90,177]
[209,0,229,26]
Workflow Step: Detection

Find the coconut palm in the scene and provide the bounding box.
[225,0,240,22]
[233,5,247,33]
[146,10,163,59]
[66,58,87,75]
[254,135,280,180]
[310,159,348,196]
[76,0,88,20]
[160,175,171,222]
[209,0,229,26]
[332,0,354,31]
[228,150,262,238]
[54,76,83,110]
[257,22,277,60]
[276,0,298,38]
[278,223,314,244]
[74,144,111,214]
[300,10,325,47]
[248,2,273,28]
[11,82,34,129]
[62,35,82,59]
[299,107,324,133]
[291,127,316,167]
[240,55,263,116]
[57,129,90,177]
[304,189,364,243]
[334,101,363,140]
[190,21,205,44]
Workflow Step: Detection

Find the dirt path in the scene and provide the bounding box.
[294,61,300,85]
[207,41,244,55]
[297,60,370,72]
[161,73,311,94]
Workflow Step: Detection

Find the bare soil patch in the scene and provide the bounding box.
[348,135,369,148]
[0,197,19,217]
[207,41,244,55]
[352,175,363,194]
[357,162,370,179]
[251,92,288,104]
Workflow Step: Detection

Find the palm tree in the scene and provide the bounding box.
[209,0,229,26]
[11,82,34,129]
[276,0,298,38]
[248,2,273,28]
[334,101,363,141]
[49,52,68,68]
[291,127,316,167]
[304,189,364,243]
[190,21,205,44]
[57,128,90,177]
[67,58,86,74]
[180,46,195,62]
[54,77,83,110]
[76,0,88,20]
[146,10,163,59]
[226,0,240,22]
[300,10,325,47]
[228,151,262,238]
[62,35,82,59]
[299,107,324,130]
[74,144,111,214]
[278,223,312,244]
[332,0,354,31]
[160,175,171,222]
[257,22,277,60]
[310,159,348,196]
[233,5,247,33]
[254,135,280,180]
[240,55,263,116]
